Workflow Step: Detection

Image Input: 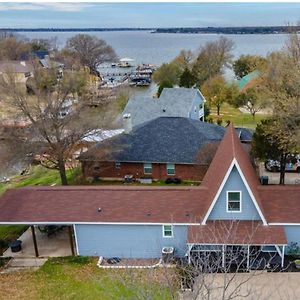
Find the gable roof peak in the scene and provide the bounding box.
[201,122,267,225]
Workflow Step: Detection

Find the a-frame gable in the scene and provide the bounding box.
[202,158,267,224]
[200,123,267,225]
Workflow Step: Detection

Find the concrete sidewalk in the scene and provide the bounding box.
[3,227,72,258]
[0,258,47,274]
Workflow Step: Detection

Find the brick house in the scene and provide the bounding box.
[79,117,226,181]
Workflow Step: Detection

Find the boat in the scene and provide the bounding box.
[118,58,135,68]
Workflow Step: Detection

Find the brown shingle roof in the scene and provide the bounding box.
[188,220,287,245]
[259,186,300,223]
[0,186,209,223]
[0,124,298,226]
[201,123,266,222]
[0,61,33,73]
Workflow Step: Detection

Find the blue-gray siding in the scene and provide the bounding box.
[75,224,188,258]
[284,225,300,253]
[208,166,261,221]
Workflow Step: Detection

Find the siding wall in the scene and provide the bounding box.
[82,161,207,181]
[208,166,261,221]
[189,93,204,120]
[75,224,188,258]
[284,225,300,253]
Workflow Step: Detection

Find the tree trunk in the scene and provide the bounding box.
[279,154,287,185]
[58,157,68,185]
[217,105,220,116]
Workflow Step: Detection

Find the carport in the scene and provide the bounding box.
[2,224,76,258]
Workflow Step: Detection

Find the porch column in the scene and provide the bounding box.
[246,245,250,270]
[187,244,193,265]
[281,245,285,268]
[68,226,75,256]
[31,225,39,257]
[222,245,225,268]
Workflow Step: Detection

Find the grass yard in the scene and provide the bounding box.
[0,257,176,300]
[209,103,269,129]
[0,165,81,196]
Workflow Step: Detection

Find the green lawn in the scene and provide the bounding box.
[0,257,176,300]
[0,165,81,196]
[209,103,269,129]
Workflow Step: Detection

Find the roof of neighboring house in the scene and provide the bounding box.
[0,60,33,73]
[40,57,64,69]
[235,127,254,142]
[188,221,287,245]
[79,117,225,164]
[237,70,260,91]
[123,87,204,127]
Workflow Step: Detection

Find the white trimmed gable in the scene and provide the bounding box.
[202,159,267,225]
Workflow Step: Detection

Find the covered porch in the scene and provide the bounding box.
[2,225,76,258]
[187,221,287,271]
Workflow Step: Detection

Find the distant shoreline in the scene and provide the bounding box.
[0,26,299,34]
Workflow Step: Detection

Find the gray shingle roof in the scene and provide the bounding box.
[235,127,254,142]
[80,117,225,164]
[123,87,204,127]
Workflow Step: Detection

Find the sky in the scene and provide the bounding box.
[0,2,300,28]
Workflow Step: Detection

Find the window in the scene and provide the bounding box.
[167,163,175,175]
[115,162,121,169]
[144,163,152,174]
[227,191,241,212]
[162,225,173,238]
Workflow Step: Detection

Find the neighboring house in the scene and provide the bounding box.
[235,127,254,144]
[237,70,260,91]
[78,117,225,181]
[39,55,64,70]
[0,124,299,265]
[123,87,205,127]
[0,60,33,83]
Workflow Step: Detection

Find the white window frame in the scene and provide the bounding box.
[226,191,242,213]
[162,224,173,238]
[115,162,121,169]
[166,163,175,176]
[143,163,152,174]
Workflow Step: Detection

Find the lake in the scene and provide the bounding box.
[23,31,288,65]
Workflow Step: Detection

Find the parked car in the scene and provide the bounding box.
[265,155,300,173]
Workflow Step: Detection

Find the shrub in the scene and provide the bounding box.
[216,118,222,125]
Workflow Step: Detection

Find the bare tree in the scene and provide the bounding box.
[0,63,118,185]
[66,34,118,75]
[104,220,290,300]
[192,37,234,86]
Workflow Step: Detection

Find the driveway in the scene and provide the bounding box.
[182,272,300,300]
[259,163,300,185]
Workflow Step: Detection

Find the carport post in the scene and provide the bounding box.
[68,226,75,256]
[281,245,285,268]
[31,225,39,257]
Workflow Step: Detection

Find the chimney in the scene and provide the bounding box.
[123,113,132,134]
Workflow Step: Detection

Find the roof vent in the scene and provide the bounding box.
[97,207,102,212]
[146,212,151,217]
[162,108,166,112]
[123,113,132,134]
